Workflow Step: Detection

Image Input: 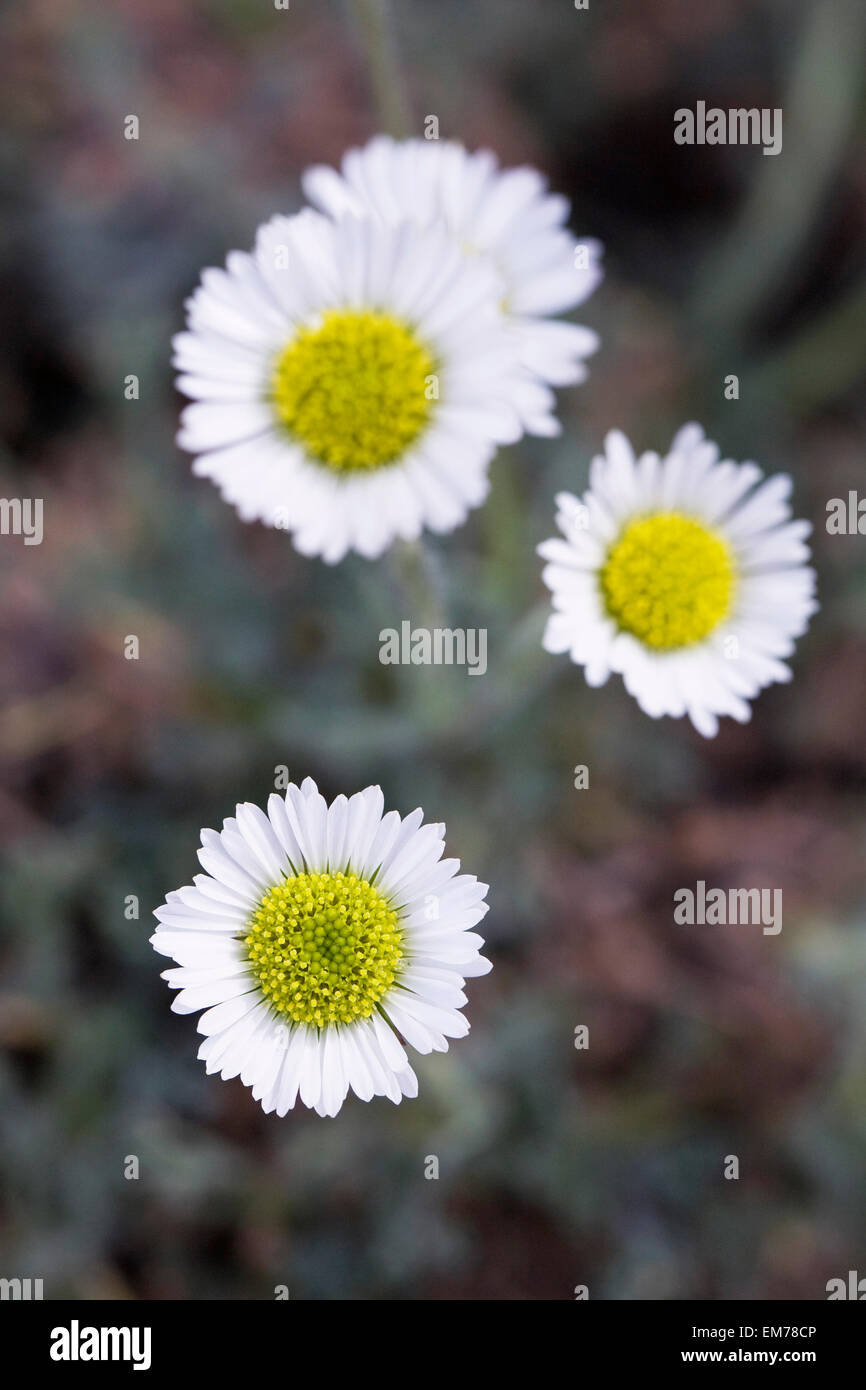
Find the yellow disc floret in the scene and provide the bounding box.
[600,512,735,650]
[244,870,403,1027]
[271,308,436,472]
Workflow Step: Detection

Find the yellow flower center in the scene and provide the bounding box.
[600,512,735,650]
[271,308,436,473]
[244,870,403,1027]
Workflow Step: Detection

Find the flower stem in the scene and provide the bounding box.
[389,538,448,633]
[347,0,412,138]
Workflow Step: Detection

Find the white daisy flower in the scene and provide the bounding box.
[538,424,818,738]
[150,778,491,1118]
[302,135,603,434]
[173,208,540,562]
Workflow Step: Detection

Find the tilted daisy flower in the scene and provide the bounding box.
[538,424,818,737]
[151,778,491,1118]
[302,135,603,434]
[173,208,540,562]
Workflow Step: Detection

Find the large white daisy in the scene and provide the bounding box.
[150,778,491,1118]
[538,424,818,737]
[302,135,603,433]
[173,208,544,562]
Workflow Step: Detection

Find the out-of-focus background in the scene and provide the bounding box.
[1,0,865,1300]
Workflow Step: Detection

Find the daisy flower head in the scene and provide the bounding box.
[538,424,818,738]
[151,778,491,1118]
[173,208,535,562]
[302,135,603,434]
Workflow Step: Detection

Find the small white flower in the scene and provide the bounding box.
[151,778,491,1118]
[538,424,818,738]
[303,135,603,434]
[173,209,541,563]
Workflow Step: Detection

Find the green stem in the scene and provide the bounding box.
[389,538,447,632]
[347,0,412,137]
